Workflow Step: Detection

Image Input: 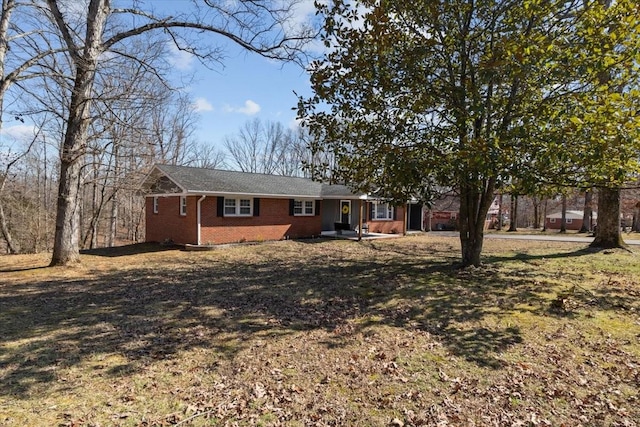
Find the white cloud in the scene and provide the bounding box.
[167,43,195,71]
[0,124,37,142]
[193,97,214,112]
[224,100,261,115]
[288,117,302,130]
[289,0,317,27]
[59,0,89,24]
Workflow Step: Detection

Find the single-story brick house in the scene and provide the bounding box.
[140,164,408,245]
[545,210,597,231]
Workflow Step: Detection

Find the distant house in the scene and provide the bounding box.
[430,211,458,230]
[140,164,407,245]
[545,210,597,231]
[425,194,460,231]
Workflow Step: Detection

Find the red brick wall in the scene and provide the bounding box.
[146,196,322,245]
[200,197,322,244]
[366,204,406,234]
[145,196,199,244]
[545,218,583,231]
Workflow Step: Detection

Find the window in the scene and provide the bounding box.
[550,218,556,223]
[239,199,252,215]
[153,196,158,214]
[180,196,187,216]
[373,201,393,220]
[294,199,315,216]
[224,198,253,216]
[566,218,573,224]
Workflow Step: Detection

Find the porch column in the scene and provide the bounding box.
[403,203,408,236]
[358,199,363,241]
[197,195,206,245]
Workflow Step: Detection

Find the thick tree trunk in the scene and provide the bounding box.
[0,206,18,253]
[507,194,518,232]
[497,193,503,229]
[579,189,592,233]
[0,174,19,253]
[590,187,625,248]
[49,0,109,265]
[632,202,640,233]
[461,232,484,267]
[459,178,496,267]
[532,197,540,229]
[51,159,83,264]
[560,194,567,233]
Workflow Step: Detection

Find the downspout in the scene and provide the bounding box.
[197,195,206,245]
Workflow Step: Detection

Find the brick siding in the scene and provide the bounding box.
[366,204,406,234]
[145,196,198,244]
[544,218,584,231]
[146,196,322,245]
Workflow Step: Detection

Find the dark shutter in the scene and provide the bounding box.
[393,205,398,220]
[217,197,224,217]
[253,198,260,216]
[315,200,321,216]
[289,199,295,216]
[369,202,375,221]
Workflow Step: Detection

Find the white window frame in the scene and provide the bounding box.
[224,197,253,217]
[566,218,573,224]
[373,201,394,221]
[294,199,315,216]
[550,218,556,223]
[180,196,187,216]
[153,196,159,214]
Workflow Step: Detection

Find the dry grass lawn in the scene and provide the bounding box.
[0,234,638,426]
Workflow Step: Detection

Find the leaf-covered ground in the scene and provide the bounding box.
[0,235,638,426]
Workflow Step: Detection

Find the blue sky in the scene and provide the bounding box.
[0,0,319,155]
[171,44,313,148]
[160,0,321,151]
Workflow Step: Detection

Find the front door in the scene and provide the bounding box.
[408,204,423,231]
[340,200,351,226]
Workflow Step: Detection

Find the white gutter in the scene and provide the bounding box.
[197,195,206,245]
[187,190,328,199]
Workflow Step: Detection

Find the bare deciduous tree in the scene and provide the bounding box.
[224,118,316,176]
[184,142,227,169]
[40,0,315,265]
[1,0,61,253]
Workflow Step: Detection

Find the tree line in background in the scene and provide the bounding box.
[490,188,640,233]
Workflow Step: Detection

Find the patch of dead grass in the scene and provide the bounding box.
[0,235,639,426]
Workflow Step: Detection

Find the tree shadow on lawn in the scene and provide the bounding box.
[482,246,599,265]
[0,243,603,398]
[80,242,182,257]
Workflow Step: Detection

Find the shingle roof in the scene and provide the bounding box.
[546,210,598,220]
[144,164,361,199]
